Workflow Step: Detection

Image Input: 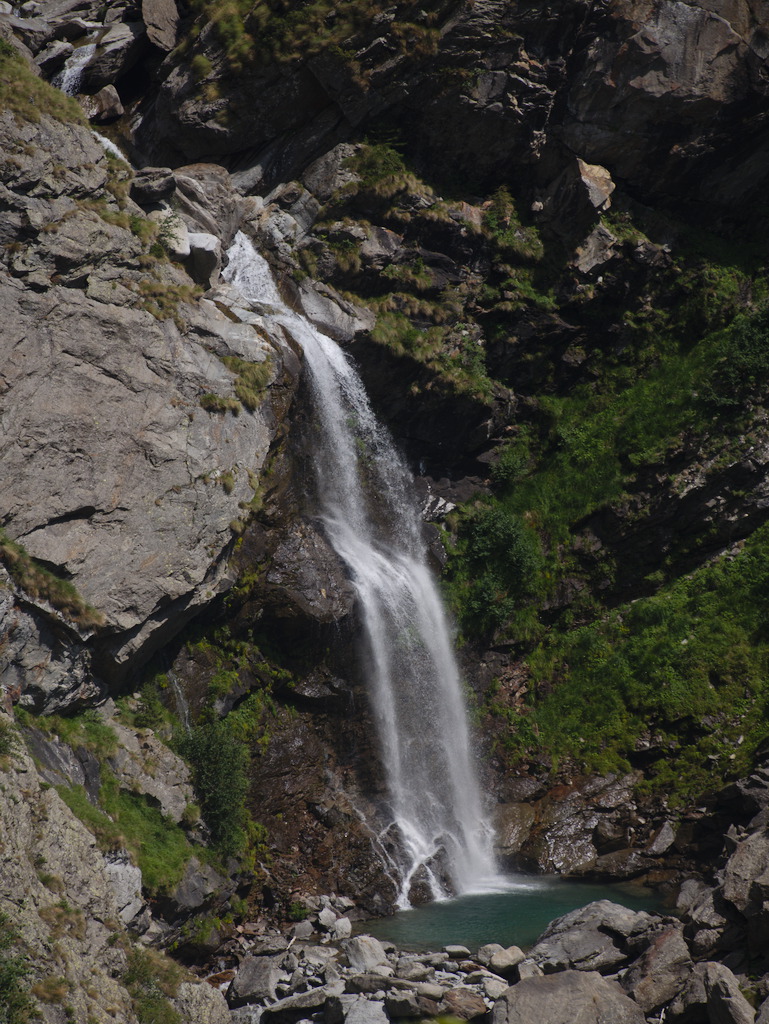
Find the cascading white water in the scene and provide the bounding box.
[52,42,97,95]
[91,130,127,163]
[224,232,501,906]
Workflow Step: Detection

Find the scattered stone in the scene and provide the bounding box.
[344,936,389,973]
[444,945,472,958]
[251,936,290,956]
[227,955,286,1007]
[385,990,425,1018]
[483,976,509,1000]
[131,166,176,205]
[395,959,433,982]
[260,984,341,1024]
[476,943,505,966]
[440,986,487,1021]
[318,906,337,931]
[515,960,543,981]
[339,995,389,1024]
[488,946,525,978]
[291,920,315,941]
[332,917,352,941]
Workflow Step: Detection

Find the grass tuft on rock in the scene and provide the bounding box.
[0,39,85,125]
[0,530,104,629]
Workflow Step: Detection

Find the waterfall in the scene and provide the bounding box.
[224,232,501,906]
[167,670,191,734]
[52,42,97,95]
[91,131,128,163]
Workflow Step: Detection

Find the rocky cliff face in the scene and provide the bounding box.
[3,0,769,1018]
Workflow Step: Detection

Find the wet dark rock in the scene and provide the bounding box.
[80,21,148,92]
[35,38,72,74]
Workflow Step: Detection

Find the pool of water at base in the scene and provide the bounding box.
[361,875,671,952]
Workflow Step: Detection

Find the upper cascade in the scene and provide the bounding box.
[224,231,501,905]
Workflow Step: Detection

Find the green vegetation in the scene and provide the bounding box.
[56,772,194,896]
[199,393,242,415]
[177,626,285,861]
[186,0,438,72]
[0,39,85,125]
[496,522,769,803]
[0,912,34,1024]
[483,186,544,262]
[431,196,769,803]
[219,355,273,411]
[136,278,202,329]
[123,948,183,1024]
[30,975,70,1005]
[0,530,104,629]
[177,721,249,857]
[0,719,16,763]
[23,708,118,759]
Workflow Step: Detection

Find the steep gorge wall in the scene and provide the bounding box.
[3,0,769,1015]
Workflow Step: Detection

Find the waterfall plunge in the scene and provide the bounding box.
[52,42,97,95]
[224,232,501,906]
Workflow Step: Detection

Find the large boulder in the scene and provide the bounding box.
[80,22,148,92]
[529,900,668,974]
[620,924,693,1014]
[142,0,178,52]
[667,961,756,1024]
[491,970,646,1024]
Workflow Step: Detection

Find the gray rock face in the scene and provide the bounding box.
[344,936,389,973]
[491,970,646,1024]
[103,849,144,925]
[228,955,286,1007]
[188,230,222,287]
[262,519,355,624]
[141,0,178,51]
[722,831,769,913]
[81,21,147,92]
[130,166,176,204]
[620,924,693,1013]
[0,574,104,712]
[530,900,665,974]
[0,718,135,1022]
[668,961,756,1024]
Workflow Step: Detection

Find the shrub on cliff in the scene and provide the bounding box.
[178,720,250,858]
